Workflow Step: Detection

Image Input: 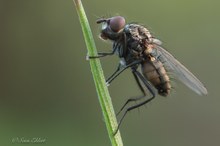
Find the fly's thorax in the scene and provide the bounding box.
[124,24,153,41]
[124,23,154,56]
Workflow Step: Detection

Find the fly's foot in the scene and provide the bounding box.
[86,55,90,60]
[106,82,110,87]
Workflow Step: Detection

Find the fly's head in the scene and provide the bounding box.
[96,16,126,41]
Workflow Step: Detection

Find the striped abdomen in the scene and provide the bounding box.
[141,58,171,96]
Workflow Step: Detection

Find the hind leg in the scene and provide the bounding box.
[114,69,156,135]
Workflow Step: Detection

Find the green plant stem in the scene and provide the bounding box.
[73,0,123,145]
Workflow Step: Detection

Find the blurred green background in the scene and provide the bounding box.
[0,0,219,146]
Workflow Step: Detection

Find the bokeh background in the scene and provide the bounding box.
[0,0,219,146]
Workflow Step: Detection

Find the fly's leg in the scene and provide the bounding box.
[120,32,127,57]
[116,70,147,116]
[88,33,127,59]
[87,52,115,59]
[106,60,142,85]
[105,63,122,86]
[114,70,156,135]
[87,42,119,59]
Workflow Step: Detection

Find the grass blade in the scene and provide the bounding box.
[73,0,124,145]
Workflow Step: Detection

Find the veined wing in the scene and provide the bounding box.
[151,44,207,95]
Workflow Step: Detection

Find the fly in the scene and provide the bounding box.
[89,16,208,135]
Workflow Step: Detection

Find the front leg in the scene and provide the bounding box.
[87,52,115,59]
[87,42,119,59]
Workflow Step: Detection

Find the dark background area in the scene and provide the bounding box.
[0,0,219,146]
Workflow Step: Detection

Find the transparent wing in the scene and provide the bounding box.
[151,44,207,95]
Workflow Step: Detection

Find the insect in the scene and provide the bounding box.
[89,16,207,134]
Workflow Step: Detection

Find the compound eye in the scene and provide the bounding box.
[109,16,125,32]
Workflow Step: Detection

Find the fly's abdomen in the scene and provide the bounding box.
[142,58,171,96]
